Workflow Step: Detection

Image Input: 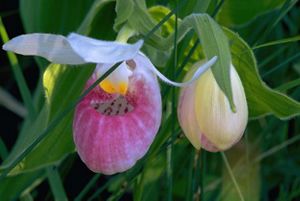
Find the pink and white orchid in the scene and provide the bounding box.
[3,33,217,174]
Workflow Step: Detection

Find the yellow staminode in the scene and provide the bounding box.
[100,80,128,95]
[98,62,132,95]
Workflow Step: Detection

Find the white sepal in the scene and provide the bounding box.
[2,33,86,64]
[67,33,143,64]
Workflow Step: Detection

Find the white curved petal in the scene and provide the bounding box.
[139,52,217,87]
[67,33,143,64]
[2,33,86,64]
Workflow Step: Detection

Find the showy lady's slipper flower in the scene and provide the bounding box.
[3,33,217,174]
[178,62,248,152]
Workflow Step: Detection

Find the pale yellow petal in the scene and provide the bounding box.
[194,66,248,150]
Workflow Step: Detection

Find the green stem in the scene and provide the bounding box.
[200,150,206,201]
[221,152,245,201]
[0,137,8,160]
[116,25,136,43]
[47,166,68,201]
[167,2,178,200]
[75,174,101,201]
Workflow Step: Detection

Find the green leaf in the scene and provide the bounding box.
[187,14,235,111]
[225,28,300,119]
[0,65,94,175]
[0,170,44,201]
[47,166,68,201]
[20,0,95,34]
[114,0,134,31]
[217,0,285,26]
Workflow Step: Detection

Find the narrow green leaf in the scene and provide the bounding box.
[0,87,27,117]
[221,152,245,201]
[195,0,212,13]
[188,14,235,111]
[253,35,300,50]
[0,17,36,120]
[254,0,298,45]
[224,28,300,119]
[47,166,68,201]
[276,78,300,92]
[262,52,300,78]
[0,137,8,160]
[75,174,100,201]
[221,141,260,201]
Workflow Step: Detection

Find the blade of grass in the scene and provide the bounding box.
[143,0,187,42]
[254,0,298,46]
[276,78,300,91]
[0,9,19,18]
[211,0,225,18]
[262,52,300,78]
[253,35,300,50]
[254,134,300,162]
[87,174,122,201]
[47,166,68,201]
[221,152,245,201]
[193,150,201,201]
[0,86,27,117]
[74,174,101,201]
[185,151,195,201]
[258,47,286,69]
[167,2,178,200]
[0,137,8,160]
[200,150,206,201]
[0,17,36,120]
[20,193,34,201]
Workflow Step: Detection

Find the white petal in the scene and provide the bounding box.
[2,33,86,64]
[139,53,217,87]
[67,33,144,64]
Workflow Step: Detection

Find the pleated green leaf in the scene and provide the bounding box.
[225,28,300,119]
[114,0,134,31]
[20,0,94,34]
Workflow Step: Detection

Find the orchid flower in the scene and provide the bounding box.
[178,61,248,152]
[3,33,217,174]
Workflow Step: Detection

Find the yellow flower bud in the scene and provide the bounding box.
[178,62,248,151]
